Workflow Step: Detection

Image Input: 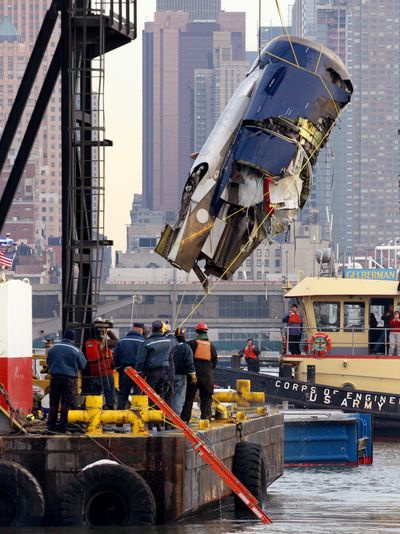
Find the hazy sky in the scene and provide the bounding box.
[104,0,291,252]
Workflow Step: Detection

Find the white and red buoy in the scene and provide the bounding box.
[0,279,32,413]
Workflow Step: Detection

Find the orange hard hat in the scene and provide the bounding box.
[195,322,208,331]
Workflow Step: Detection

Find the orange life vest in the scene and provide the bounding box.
[288,311,302,324]
[194,339,212,361]
[85,338,113,376]
[244,346,258,359]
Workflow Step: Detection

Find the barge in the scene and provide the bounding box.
[0,279,284,527]
[283,410,372,467]
[0,410,283,526]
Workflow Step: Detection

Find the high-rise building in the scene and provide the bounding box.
[0,4,62,255]
[156,0,221,21]
[260,25,285,46]
[291,1,341,241]
[193,31,248,151]
[292,0,400,255]
[142,9,246,219]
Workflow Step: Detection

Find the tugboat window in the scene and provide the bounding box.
[344,302,365,332]
[313,302,340,332]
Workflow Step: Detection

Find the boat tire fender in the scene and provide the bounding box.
[60,462,156,526]
[0,460,45,527]
[232,442,267,511]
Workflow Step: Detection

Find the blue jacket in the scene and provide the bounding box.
[113,331,145,368]
[47,339,87,378]
[135,333,172,373]
[172,342,195,375]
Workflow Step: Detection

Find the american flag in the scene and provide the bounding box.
[0,250,13,268]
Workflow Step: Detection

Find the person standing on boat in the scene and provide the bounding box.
[389,311,400,356]
[383,305,394,353]
[181,322,218,422]
[113,322,145,409]
[135,320,173,398]
[87,322,118,409]
[239,338,261,372]
[169,327,196,416]
[282,303,303,355]
[47,329,87,433]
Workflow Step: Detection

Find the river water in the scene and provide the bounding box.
[6,442,400,534]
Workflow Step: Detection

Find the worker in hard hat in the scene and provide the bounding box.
[135,320,174,398]
[86,318,118,409]
[169,327,196,416]
[161,320,178,407]
[162,320,177,347]
[181,322,218,422]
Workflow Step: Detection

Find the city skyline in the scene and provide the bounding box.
[293,0,400,257]
[104,0,291,251]
[142,10,247,217]
[10,0,398,264]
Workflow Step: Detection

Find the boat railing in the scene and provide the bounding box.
[281,326,394,356]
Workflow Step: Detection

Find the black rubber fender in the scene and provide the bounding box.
[232,442,267,511]
[0,460,45,527]
[60,461,156,526]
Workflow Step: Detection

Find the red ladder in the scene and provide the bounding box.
[124,367,272,524]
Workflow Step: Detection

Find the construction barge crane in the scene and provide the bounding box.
[0,0,136,345]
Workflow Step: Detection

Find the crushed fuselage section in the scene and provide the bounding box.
[156,35,352,287]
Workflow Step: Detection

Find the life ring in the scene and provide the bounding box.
[0,460,45,527]
[60,460,156,526]
[309,332,332,356]
[232,442,267,511]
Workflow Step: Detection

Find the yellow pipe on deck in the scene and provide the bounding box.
[68,395,164,435]
[213,379,265,405]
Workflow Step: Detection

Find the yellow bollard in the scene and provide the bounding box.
[236,380,251,395]
[213,380,265,406]
[199,419,211,430]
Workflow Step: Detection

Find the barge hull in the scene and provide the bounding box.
[214,367,400,439]
[0,413,283,525]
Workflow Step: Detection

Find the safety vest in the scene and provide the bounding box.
[85,339,114,377]
[244,346,258,359]
[194,339,212,361]
[288,311,302,324]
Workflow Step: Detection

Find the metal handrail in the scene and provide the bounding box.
[93,0,137,36]
[281,325,394,356]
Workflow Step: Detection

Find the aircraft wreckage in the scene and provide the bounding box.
[156,35,353,290]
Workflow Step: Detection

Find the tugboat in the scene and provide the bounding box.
[282,274,400,388]
[279,271,400,438]
[214,263,400,439]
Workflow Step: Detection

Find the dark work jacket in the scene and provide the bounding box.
[172,342,195,375]
[113,331,145,368]
[135,333,172,373]
[47,339,87,378]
